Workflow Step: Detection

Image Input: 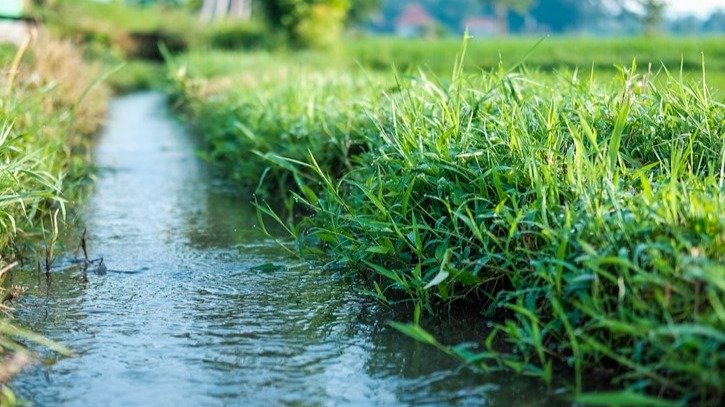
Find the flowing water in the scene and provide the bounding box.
[11,92,560,406]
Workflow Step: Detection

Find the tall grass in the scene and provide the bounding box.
[168,51,388,201]
[171,40,724,403]
[287,64,724,402]
[0,33,108,401]
[0,33,108,250]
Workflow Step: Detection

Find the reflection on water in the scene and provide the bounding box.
[11,92,560,406]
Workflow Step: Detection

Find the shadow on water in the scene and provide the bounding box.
[10,92,563,406]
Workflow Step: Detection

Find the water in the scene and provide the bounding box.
[11,92,559,406]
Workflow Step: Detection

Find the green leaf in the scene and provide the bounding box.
[365,245,391,254]
[389,322,439,347]
[425,248,452,289]
[608,99,630,172]
[424,270,449,289]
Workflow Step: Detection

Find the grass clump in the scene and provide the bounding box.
[293,65,724,403]
[171,42,724,403]
[169,51,387,200]
[0,34,108,252]
[292,67,723,402]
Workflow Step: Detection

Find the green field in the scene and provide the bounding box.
[347,36,725,71]
[170,37,725,403]
[176,36,725,93]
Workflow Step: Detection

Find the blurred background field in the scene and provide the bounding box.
[13,1,723,91]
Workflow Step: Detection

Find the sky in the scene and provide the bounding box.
[667,0,724,17]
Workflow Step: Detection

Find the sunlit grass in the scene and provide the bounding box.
[171,37,724,403]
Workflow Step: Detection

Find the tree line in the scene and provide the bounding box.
[187,0,680,35]
[114,0,722,46]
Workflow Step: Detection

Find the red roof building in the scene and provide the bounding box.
[395,3,436,37]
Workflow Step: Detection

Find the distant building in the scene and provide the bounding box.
[462,16,499,37]
[395,3,436,37]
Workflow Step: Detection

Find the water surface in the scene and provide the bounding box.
[11,92,558,406]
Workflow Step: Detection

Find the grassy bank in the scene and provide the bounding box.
[170,37,724,404]
[0,34,108,401]
[0,35,108,255]
[168,51,390,201]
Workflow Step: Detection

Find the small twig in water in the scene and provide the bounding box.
[95,258,107,276]
[79,228,90,270]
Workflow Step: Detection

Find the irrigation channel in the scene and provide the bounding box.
[11,92,559,406]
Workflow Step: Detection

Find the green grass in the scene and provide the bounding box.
[347,36,725,70]
[291,65,723,402]
[0,38,108,250]
[177,36,725,93]
[168,51,390,201]
[0,37,108,401]
[170,37,724,404]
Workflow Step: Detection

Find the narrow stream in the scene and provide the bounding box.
[11,92,557,406]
